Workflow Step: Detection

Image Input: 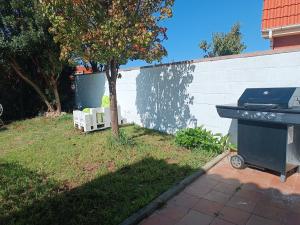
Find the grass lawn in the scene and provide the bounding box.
[0,115,219,225]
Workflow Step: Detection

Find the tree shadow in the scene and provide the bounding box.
[0,158,196,225]
[0,127,7,132]
[136,62,196,134]
[2,156,300,225]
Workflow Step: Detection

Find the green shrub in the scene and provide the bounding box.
[106,130,135,149]
[175,126,231,154]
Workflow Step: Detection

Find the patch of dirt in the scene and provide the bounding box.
[58,181,76,192]
[82,163,100,173]
[166,158,178,165]
[45,111,65,118]
[13,124,25,131]
[106,161,116,172]
[27,141,35,145]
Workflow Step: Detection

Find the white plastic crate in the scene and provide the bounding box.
[73,107,121,132]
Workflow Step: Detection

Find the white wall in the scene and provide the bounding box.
[75,50,300,142]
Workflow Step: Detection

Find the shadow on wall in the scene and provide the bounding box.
[136,62,196,133]
[74,73,106,109]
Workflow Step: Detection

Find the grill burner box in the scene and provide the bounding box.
[216,87,300,182]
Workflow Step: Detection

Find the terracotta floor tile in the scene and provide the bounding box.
[281,211,300,225]
[213,182,241,195]
[140,213,175,225]
[250,168,278,180]
[176,210,213,225]
[226,195,257,213]
[220,177,242,186]
[265,188,288,200]
[141,158,300,225]
[184,184,213,198]
[291,183,300,195]
[219,206,251,225]
[210,218,236,225]
[290,174,300,195]
[253,201,288,222]
[192,198,224,216]
[192,175,220,188]
[286,197,300,214]
[257,196,290,211]
[169,192,199,209]
[203,190,231,205]
[232,170,255,182]
[245,215,281,225]
[241,183,261,192]
[285,172,299,182]
[269,176,296,195]
[210,167,240,180]
[235,188,265,201]
[240,173,273,189]
[156,205,188,222]
[207,174,240,185]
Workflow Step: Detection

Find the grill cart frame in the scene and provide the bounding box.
[217,87,300,182]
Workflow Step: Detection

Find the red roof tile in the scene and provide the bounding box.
[262,0,300,30]
[75,65,93,75]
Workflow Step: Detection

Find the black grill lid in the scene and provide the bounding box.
[238,88,298,109]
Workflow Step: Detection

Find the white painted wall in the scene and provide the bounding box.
[75,50,300,142]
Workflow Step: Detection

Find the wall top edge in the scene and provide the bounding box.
[119,48,300,72]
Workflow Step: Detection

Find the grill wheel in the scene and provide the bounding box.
[230,155,245,169]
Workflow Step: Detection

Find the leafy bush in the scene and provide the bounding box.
[106,130,135,149]
[175,126,231,154]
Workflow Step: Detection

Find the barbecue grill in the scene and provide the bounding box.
[216,87,300,182]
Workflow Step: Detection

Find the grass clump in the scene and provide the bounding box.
[106,130,135,149]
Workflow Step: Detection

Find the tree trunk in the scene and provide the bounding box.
[51,78,62,114]
[10,60,55,112]
[106,60,119,137]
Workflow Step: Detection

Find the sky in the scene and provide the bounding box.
[123,0,270,68]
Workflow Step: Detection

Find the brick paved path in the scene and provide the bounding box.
[140,155,300,225]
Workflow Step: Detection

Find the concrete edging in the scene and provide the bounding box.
[119,151,230,225]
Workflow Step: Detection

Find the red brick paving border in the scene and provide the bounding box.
[139,154,300,225]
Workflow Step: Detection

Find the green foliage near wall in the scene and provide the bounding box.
[175,126,230,154]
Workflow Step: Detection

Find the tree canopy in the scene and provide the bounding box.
[41,0,175,136]
[199,23,246,58]
[41,0,174,64]
[0,0,66,114]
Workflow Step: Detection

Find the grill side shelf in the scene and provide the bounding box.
[216,106,300,125]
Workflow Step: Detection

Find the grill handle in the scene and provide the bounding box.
[243,103,279,110]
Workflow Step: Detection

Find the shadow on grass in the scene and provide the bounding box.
[0,127,7,132]
[3,157,300,225]
[0,158,196,225]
